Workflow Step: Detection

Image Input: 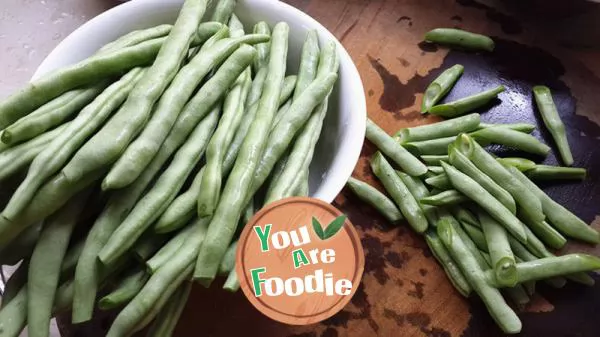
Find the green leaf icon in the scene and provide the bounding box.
[323,215,347,240]
[312,217,325,239]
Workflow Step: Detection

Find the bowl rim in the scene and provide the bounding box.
[33,0,366,204]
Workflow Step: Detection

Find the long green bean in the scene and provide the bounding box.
[98,105,220,266]
[253,22,271,71]
[223,269,240,292]
[99,24,173,52]
[0,123,69,182]
[98,269,149,310]
[508,236,566,288]
[451,207,480,228]
[346,177,403,223]
[293,30,320,101]
[421,65,464,113]
[103,33,267,190]
[366,119,428,176]
[28,191,89,337]
[507,165,600,243]
[1,261,28,309]
[1,85,106,145]
[219,241,238,276]
[460,222,488,253]
[396,171,437,223]
[477,122,536,134]
[146,281,191,337]
[471,127,550,156]
[147,225,196,273]
[441,161,527,242]
[437,210,490,269]
[0,22,221,129]
[437,218,521,334]
[420,154,449,166]
[371,152,428,233]
[424,174,452,190]
[455,133,544,222]
[403,136,456,156]
[429,86,505,118]
[210,0,236,23]
[397,113,479,142]
[194,23,289,286]
[533,86,573,165]
[420,189,467,206]
[2,68,145,220]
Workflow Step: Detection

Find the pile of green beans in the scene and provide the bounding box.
[348,99,598,334]
[0,2,342,336]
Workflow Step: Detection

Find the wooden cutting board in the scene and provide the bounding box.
[59,0,600,336]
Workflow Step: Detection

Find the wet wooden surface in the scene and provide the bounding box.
[48,0,600,336]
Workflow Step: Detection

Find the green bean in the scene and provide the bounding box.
[477,122,536,134]
[397,113,479,143]
[146,281,191,337]
[194,23,289,286]
[425,28,495,52]
[565,271,595,286]
[424,174,452,190]
[0,285,27,337]
[525,165,586,180]
[429,85,505,118]
[420,154,449,166]
[106,218,208,337]
[62,43,254,187]
[477,210,516,287]
[496,157,537,172]
[219,241,238,276]
[507,236,566,288]
[421,64,464,113]
[403,136,456,155]
[102,33,268,190]
[72,127,179,324]
[246,67,268,107]
[451,206,480,228]
[437,211,490,269]
[366,119,428,176]
[194,69,253,217]
[237,73,337,213]
[0,23,221,129]
[0,167,105,250]
[460,222,488,253]
[424,230,472,297]
[270,76,300,130]
[294,30,320,101]
[132,234,170,263]
[1,85,105,145]
[449,145,516,213]
[533,85,573,165]
[440,161,527,242]
[242,198,256,225]
[253,22,271,71]
[371,152,428,233]
[427,166,444,175]
[264,41,338,204]
[471,127,551,156]
[210,0,235,23]
[503,284,530,307]
[196,69,255,217]
[346,177,403,223]
[157,69,290,233]
[0,223,41,267]
[420,189,467,206]
[59,241,84,278]
[455,134,544,222]
[1,261,28,308]
[147,225,196,273]
[437,218,521,334]
[396,171,438,223]
[507,165,600,243]
[520,211,567,250]
[98,269,149,310]
[487,255,600,285]
[27,191,89,337]
[98,105,220,266]
[99,24,173,52]
[223,269,240,292]
[0,124,69,182]
[1,68,145,220]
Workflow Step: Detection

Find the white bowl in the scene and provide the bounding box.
[33,0,366,203]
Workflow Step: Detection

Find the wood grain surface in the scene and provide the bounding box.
[57,0,600,336]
